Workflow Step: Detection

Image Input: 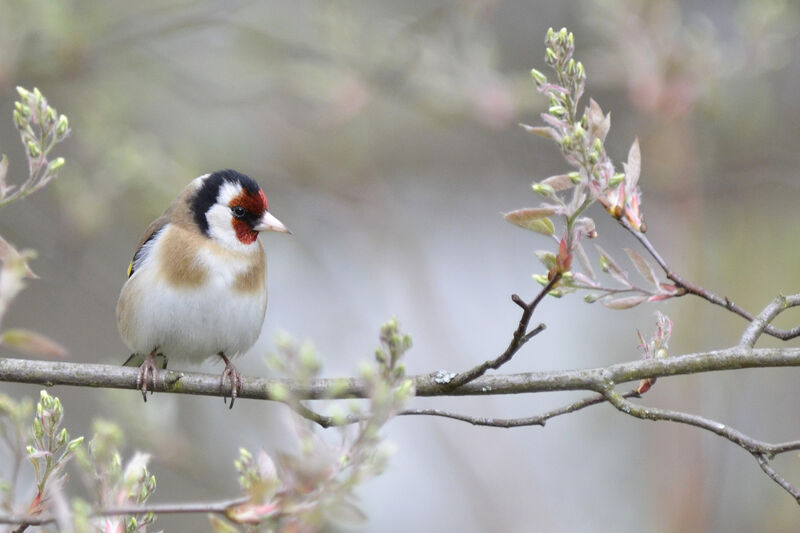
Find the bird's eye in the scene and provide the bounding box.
[231,206,246,219]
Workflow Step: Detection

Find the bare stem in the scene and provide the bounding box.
[598,383,800,504]
[444,272,562,389]
[619,218,800,341]
[754,453,800,503]
[396,389,641,428]
[0,498,248,526]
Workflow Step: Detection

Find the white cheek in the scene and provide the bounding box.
[206,204,244,250]
[204,182,256,252]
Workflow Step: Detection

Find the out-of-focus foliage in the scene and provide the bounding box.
[220,319,413,531]
[0,391,84,529]
[0,322,412,531]
[77,420,158,533]
[0,0,535,234]
[1,390,162,532]
[0,393,33,514]
[3,86,69,208]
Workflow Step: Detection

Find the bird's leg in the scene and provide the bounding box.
[218,352,243,409]
[137,349,160,402]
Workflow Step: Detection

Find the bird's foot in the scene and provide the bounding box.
[137,350,160,402]
[218,353,243,409]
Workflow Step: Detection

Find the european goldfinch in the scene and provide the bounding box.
[117,170,289,407]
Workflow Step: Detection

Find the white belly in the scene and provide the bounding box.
[117,234,267,362]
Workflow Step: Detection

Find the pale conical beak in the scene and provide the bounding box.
[253,211,290,233]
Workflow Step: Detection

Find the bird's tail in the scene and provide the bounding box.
[122,353,168,369]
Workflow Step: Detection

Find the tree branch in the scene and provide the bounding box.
[3,346,800,401]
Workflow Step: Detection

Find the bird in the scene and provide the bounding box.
[116,170,289,408]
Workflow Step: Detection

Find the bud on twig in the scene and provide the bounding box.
[26,141,40,158]
[56,115,69,138]
[609,173,625,187]
[45,106,57,126]
[531,182,555,197]
[48,157,65,173]
[530,68,547,86]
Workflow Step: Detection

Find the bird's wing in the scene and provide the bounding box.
[127,217,169,278]
[122,352,168,368]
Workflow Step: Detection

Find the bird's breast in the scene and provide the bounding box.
[117,224,268,360]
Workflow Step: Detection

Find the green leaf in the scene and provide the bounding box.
[1,329,67,358]
[209,514,242,533]
[0,155,7,189]
[540,174,575,191]
[624,248,658,287]
[519,123,558,140]
[623,138,641,189]
[504,208,556,235]
[0,235,37,279]
[324,499,368,528]
[574,242,595,281]
[602,295,647,310]
[586,98,610,143]
[534,250,557,270]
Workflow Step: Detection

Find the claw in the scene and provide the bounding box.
[136,350,160,402]
[218,352,242,409]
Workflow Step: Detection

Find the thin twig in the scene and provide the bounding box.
[288,402,358,428]
[597,385,798,456]
[396,389,641,428]
[739,294,800,347]
[0,497,248,526]
[399,408,545,427]
[619,218,800,340]
[753,453,800,503]
[597,383,800,504]
[444,273,562,389]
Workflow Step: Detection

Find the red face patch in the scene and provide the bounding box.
[232,219,258,244]
[229,189,267,245]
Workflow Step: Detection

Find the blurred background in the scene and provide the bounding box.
[2,0,800,531]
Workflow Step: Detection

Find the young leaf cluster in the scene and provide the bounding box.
[76,420,157,532]
[1,391,160,532]
[2,86,70,209]
[635,312,673,395]
[25,391,84,516]
[506,27,675,309]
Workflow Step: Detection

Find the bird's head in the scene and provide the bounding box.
[189,170,289,250]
